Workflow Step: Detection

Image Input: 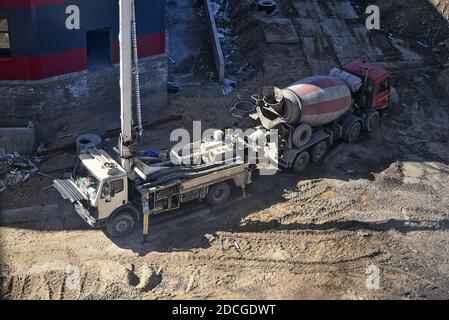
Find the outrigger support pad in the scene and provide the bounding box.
[142,213,150,243]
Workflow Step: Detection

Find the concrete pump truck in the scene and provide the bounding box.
[53,0,258,240]
[53,0,393,241]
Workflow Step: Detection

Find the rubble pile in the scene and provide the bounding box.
[0,153,39,193]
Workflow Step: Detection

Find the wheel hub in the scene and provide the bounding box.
[214,189,225,201]
[116,220,129,233]
[350,124,361,141]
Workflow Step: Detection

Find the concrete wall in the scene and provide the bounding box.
[205,0,225,83]
[0,54,168,126]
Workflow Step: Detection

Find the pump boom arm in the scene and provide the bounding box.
[119,0,134,172]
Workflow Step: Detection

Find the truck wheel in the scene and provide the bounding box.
[293,151,310,173]
[311,141,328,162]
[207,182,231,206]
[346,122,362,143]
[106,212,136,238]
[366,111,380,132]
[292,124,312,148]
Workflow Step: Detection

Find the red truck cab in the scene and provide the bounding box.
[342,60,393,110]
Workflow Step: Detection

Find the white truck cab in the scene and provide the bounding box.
[54,144,254,239]
[54,148,132,232]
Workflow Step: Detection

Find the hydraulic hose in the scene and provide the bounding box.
[130,0,143,135]
[144,163,244,188]
[143,159,239,182]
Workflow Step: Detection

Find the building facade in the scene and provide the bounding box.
[0,0,165,80]
[0,0,167,123]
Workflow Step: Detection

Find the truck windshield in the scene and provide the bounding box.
[73,162,100,200]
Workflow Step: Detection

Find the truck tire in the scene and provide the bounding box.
[293,151,310,173]
[346,121,362,143]
[207,182,231,206]
[106,211,137,238]
[292,124,312,148]
[366,111,380,132]
[311,141,328,162]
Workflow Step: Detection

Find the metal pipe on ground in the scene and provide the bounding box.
[36,115,182,158]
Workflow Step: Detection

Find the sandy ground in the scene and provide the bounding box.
[1,0,449,299]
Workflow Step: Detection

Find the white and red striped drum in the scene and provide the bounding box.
[284,76,352,127]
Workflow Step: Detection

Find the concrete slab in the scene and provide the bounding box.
[291,0,382,66]
[329,0,359,19]
[330,36,368,61]
[321,18,351,36]
[320,19,376,62]
[292,18,337,74]
[301,35,335,60]
[293,18,323,37]
[307,59,338,75]
[293,1,323,19]
[262,18,300,44]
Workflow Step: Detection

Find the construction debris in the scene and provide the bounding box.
[222,78,236,95]
[0,152,39,193]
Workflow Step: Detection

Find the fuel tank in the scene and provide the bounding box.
[281,76,352,127]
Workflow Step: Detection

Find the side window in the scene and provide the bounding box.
[109,179,124,194]
[0,19,11,57]
[378,79,390,94]
[101,179,124,199]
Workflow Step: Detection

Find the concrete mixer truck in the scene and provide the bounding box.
[247,60,392,172]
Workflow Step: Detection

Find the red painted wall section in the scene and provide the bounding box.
[0,1,71,8]
[34,48,88,79]
[0,57,33,80]
[0,33,165,80]
[0,49,88,80]
[112,32,165,64]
